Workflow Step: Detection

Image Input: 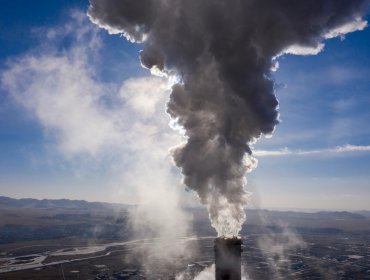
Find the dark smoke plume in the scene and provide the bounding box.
[88,0,369,236]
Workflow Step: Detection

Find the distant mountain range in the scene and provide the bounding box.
[0,196,369,244]
[1,196,369,218]
[0,196,127,210]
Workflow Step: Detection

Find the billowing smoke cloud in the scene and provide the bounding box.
[88,0,369,237]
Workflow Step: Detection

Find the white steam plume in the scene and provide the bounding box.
[1,11,195,276]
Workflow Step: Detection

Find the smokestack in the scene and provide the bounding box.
[215,237,242,280]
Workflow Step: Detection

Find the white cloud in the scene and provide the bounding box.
[253,147,292,157]
[2,12,112,157]
[281,18,368,57]
[335,144,370,152]
[1,11,172,160]
[324,18,368,39]
[254,144,370,157]
[283,43,325,56]
[2,54,120,157]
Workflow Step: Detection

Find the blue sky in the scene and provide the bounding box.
[0,2,369,210]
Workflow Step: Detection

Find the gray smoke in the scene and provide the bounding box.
[88,0,369,237]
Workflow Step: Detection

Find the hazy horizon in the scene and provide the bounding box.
[2,194,370,212]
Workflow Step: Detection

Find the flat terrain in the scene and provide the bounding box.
[0,197,369,279]
[1,234,369,279]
